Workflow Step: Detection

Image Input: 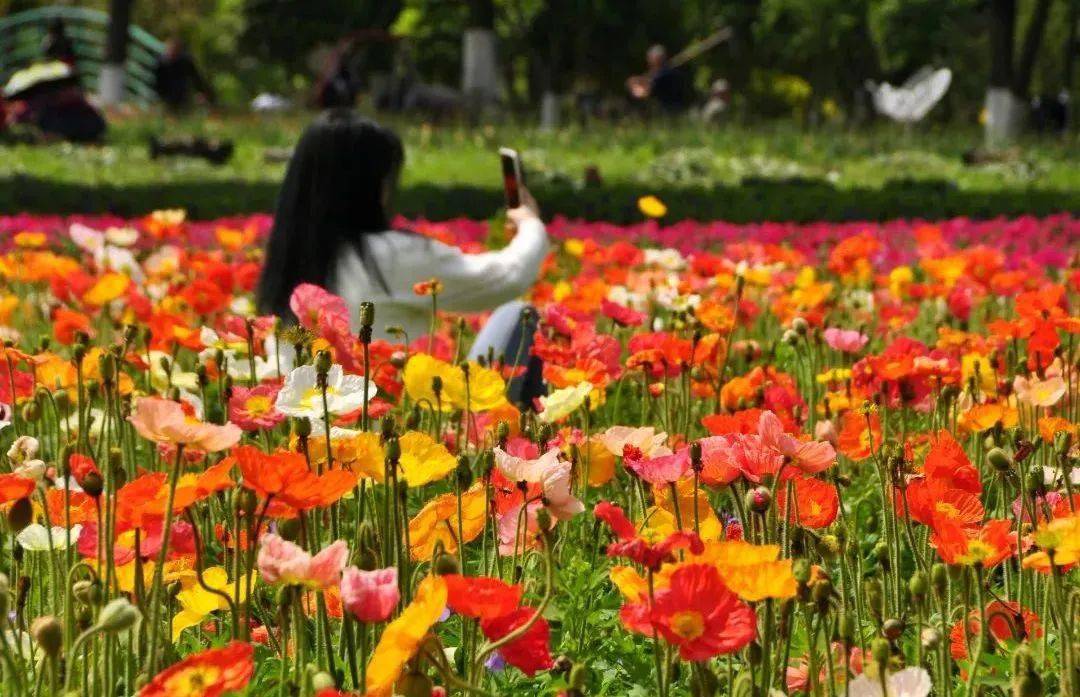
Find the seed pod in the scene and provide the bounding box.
[96,598,141,633]
[882,618,904,640]
[315,349,332,376]
[987,447,1013,472]
[358,302,375,329]
[931,563,948,596]
[433,553,460,576]
[908,571,928,598]
[31,616,63,657]
[292,417,312,438]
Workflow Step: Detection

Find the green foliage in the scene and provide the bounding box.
[3,114,1080,222]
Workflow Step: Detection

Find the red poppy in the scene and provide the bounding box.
[625,563,757,661]
[443,574,522,620]
[139,641,254,697]
[901,479,983,528]
[479,607,554,676]
[930,517,1014,567]
[69,454,101,491]
[701,409,764,436]
[52,307,93,345]
[0,473,34,504]
[777,475,839,529]
[950,601,1042,660]
[921,430,981,494]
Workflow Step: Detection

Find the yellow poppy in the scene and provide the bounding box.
[364,575,448,696]
[638,195,667,218]
[82,273,130,307]
[172,566,256,640]
[397,431,456,486]
[408,482,487,560]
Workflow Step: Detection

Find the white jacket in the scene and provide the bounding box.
[331,218,549,342]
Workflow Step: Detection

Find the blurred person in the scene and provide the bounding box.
[626,44,692,114]
[257,110,548,400]
[702,78,731,122]
[3,62,104,143]
[153,38,215,111]
[314,39,360,109]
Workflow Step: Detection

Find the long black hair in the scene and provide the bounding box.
[257,110,404,319]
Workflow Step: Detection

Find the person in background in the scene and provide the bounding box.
[153,38,216,112]
[626,44,692,114]
[42,18,76,66]
[257,110,548,402]
[314,39,360,109]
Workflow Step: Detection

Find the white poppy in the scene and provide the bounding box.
[849,667,932,697]
[17,524,83,552]
[274,364,377,419]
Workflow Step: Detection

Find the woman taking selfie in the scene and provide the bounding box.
[257,110,547,395]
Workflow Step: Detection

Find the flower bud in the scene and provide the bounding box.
[931,563,948,596]
[455,457,473,489]
[73,579,102,606]
[96,598,141,633]
[384,437,401,463]
[921,627,941,650]
[792,317,809,335]
[882,618,904,640]
[311,671,336,692]
[908,571,928,598]
[398,671,433,697]
[359,302,375,329]
[433,553,461,576]
[987,447,1013,472]
[314,349,332,376]
[291,417,312,438]
[31,615,63,657]
[746,486,771,513]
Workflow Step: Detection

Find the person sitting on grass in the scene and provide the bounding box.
[256,109,548,402]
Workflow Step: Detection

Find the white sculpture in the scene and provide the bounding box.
[867,66,952,124]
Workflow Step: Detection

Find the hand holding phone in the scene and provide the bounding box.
[500,147,523,209]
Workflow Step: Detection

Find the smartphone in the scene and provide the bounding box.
[499,147,523,208]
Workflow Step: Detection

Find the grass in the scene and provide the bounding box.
[3,110,1080,221]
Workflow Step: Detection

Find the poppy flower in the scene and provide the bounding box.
[625,563,756,661]
[901,479,983,528]
[232,446,356,513]
[340,566,400,623]
[823,327,869,353]
[480,606,554,676]
[921,430,981,494]
[444,574,523,619]
[397,431,458,486]
[228,383,284,431]
[758,410,836,474]
[637,195,667,218]
[257,534,348,589]
[139,641,254,697]
[408,482,487,560]
[52,306,93,345]
[128,397,241,453]
[274,363,378,419]
[776,475,839,528]
[930,517,1014,567]
[949,601,1042,660]
[837,411,882,462]
[364,575,447,696]
[172,567,255,640]
[537,381,593,423]
[848,667,931,697]
[623,446,690,485]
[0,473,35,504]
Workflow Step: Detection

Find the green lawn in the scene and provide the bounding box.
[3,110,1080,222]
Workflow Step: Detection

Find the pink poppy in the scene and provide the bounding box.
[128,397,241,452]
[289,283,349,332]
[823,327,869,354]
[601,299,646,327]
[228,383,285,431]
[758,411,836,475]
[624,447,690,485]
[257,534,349,589]
[340,566,399,623]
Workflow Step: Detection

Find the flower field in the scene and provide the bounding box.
[0,211,1078,696]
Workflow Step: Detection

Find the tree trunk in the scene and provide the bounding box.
[985,0,1022,143]
[462,0,498,109]
[99,0,134,104]
[1014,0,1053,96]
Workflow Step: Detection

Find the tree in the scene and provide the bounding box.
[985,0,1055,142]
[462,0,499,107]
[99,0,134,104]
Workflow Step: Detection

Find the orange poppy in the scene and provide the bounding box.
[139,640,254,697]
[52,307,93,345]
[230,446,356,513]
[0,473,34,504]
[930,517,1013,567]
[836,411,882,462]
[777,475,838,529]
